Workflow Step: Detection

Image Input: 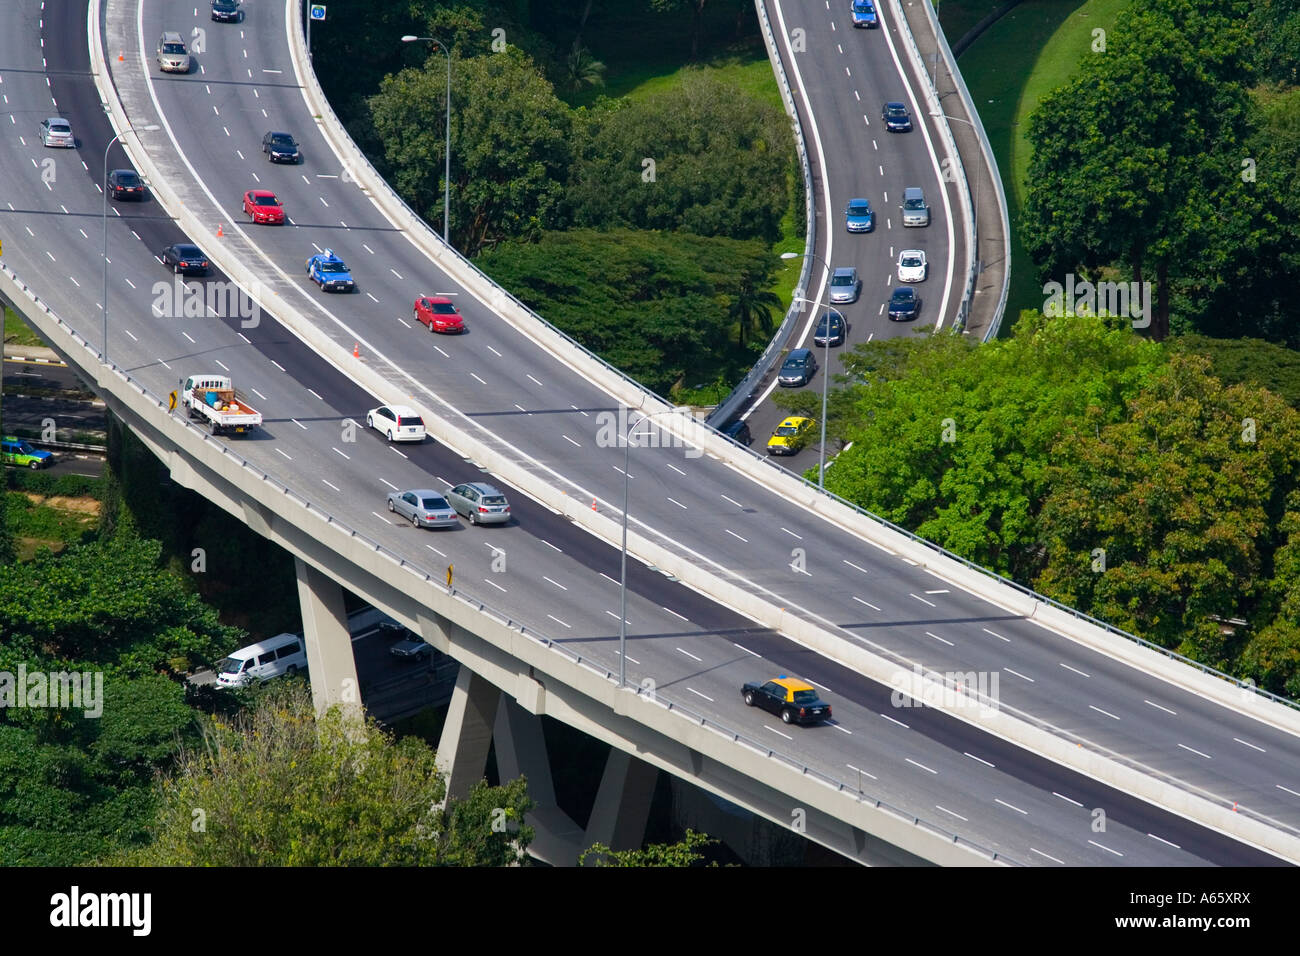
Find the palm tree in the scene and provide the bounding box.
[728,274,782,348]
[565,39,606,93]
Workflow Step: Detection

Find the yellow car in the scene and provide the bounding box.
[766,416,814,455]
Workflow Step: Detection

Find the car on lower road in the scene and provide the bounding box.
[1,437,53,469]
[446,482,511,525]
[387,489,459,529]
[243,189,285,224]
[888,286,921,321]
[262,131,301,163]
[766,416,815,455]
[742,676,832,725]
[897,249,928,282]
[778,348,818,387]
[845,198,874,232]
[883,102,913,132]
[366,404,426,442]
[160,243,210,276]
[40,117,75,148]
[414,295,465,333]
[306,248,355,291]
[107,168,145,200]
[829,266,861,304]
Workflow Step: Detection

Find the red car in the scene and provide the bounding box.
[242,189,285,224]
[413,296,464,334]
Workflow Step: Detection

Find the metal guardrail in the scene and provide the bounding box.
[0,254,1017,864]
[704,0,816,430]
[885,0,978,336]
[908,0,1011,342]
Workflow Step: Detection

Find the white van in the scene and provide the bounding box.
[214,634,307,688]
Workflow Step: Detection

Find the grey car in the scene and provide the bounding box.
[446,482,512,525]
[386,489,459,528]
[828,267,861,304]
[40,117,75,148]
[778,348,818,387]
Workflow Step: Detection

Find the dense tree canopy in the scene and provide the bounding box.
[476,228,777,393]
[567,70,793,243]
[121,684,534,866]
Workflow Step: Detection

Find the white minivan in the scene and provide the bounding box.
[215,634,307,688]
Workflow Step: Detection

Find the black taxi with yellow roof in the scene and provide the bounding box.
[741,675,832,725]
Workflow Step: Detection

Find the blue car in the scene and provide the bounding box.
[305,248,355,292]
[845,198,874,232]
[851,0,878,27]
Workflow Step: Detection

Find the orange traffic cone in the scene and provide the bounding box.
[591,498,597,511]
[118,50,124,62]
[353,342,360,358]
[216,223,224,237]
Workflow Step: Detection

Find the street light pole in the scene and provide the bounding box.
[401,35,451,244]
[618,407,690,687]
[781,251,835,489]
[101,124,157,366]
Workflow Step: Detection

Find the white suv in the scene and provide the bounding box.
[366,404,426,442]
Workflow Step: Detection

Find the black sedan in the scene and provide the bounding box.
[262,131,301,163]
[883,102,913,132]
[814,311,846,347]
[742,677,832,725]
[107,168,145,200]
[888,286,921,321]
[160,243,210,276]
[211,0,241,21]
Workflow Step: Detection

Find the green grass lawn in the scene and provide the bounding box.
[952,0,1131,330]
[3,306,46,348]
[935,0,1014,47]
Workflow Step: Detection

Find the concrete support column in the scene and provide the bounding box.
[494,697,585,865]
[293,557,361,720]
[584,749,659,854]
[436,667,501,802]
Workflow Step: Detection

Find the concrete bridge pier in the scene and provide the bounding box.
[295,556,362,721]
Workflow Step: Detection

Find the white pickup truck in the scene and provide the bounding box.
[180,374,263,436]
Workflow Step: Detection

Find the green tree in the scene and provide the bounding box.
[369,46,572,254]
[580,828,717,865]
[118,683,534,866]
[563,38,606,92]
[567,70,793,243]
[822,313,1164,579]
[1021,0,1256,340]
[728,270,781,348]
[1035,353,1300,665]
[476,227,775,393]
[0,533,239,677]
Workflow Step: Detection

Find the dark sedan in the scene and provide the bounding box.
[888,286,921,321]
[778,348,818,387]
[160,243,210,276]
[883,102,913,132]
[211,0,241,21]
[107,168,145,200]
[742,676,832,725]
[814,311,846,347]
[262,131,301,163]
